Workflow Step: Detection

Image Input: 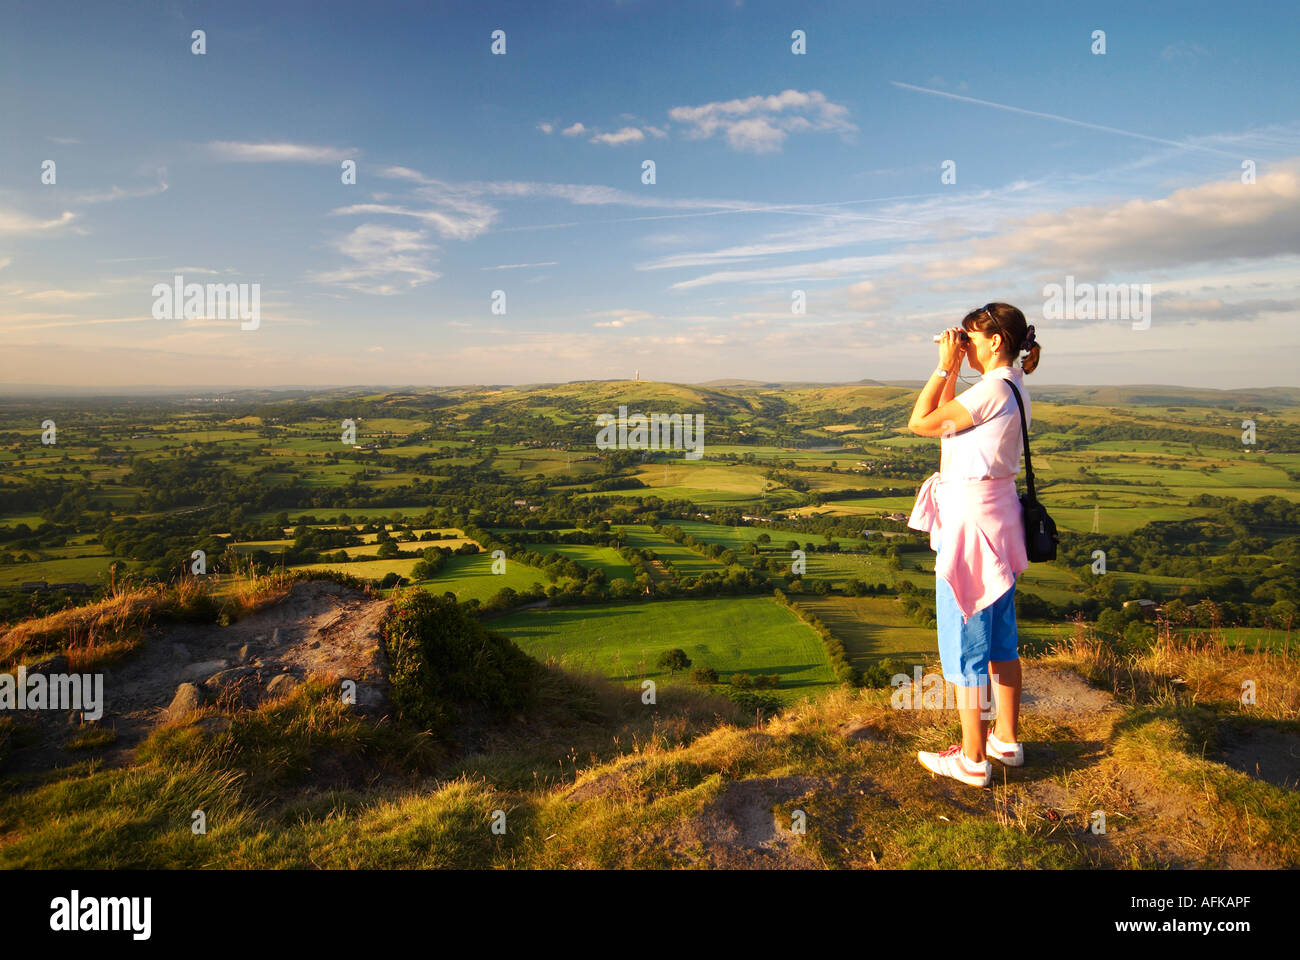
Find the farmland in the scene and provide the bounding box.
[0,378,1297,697]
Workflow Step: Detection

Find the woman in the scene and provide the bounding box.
[904,302,1042,787]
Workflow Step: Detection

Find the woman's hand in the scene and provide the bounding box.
[937,327,965,370]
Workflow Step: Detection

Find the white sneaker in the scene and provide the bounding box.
[986,730,1024,766]
[918,744,992,787]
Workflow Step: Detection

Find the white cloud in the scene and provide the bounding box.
[207,141,355,164]
[986,159,1300,274]
[311,224,440,295]
[667,89,856,153]
[332,168,501,240]
[0,208,77,235]
[590,309,655,328]
[561,122,587,137]
[537,122,554,134]
[22,289,102,301]
[590,126,646,146]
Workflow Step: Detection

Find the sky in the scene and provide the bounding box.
[0,0,1298,390]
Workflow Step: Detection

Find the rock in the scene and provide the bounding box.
[204,666,256,690]
[167,682,205,720]
[266,674,299,697]
[236,644,254,664]
[195,716,231,736]
[308,640,321,650]
[203,667,261,708]
[180,659,229,681]
[27,654,70,674]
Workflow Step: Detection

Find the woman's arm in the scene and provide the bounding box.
[908,328,975,438]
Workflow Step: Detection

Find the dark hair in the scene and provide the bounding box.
[960,302,1041,374]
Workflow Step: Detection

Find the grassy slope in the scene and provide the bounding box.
[3,624,1296,869]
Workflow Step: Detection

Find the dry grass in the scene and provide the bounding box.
[1041,613,1299,721]
[0,570,297,673]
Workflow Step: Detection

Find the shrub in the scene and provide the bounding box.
[725,689,781,720]
[860,657,911,689]
[692,667,719,685]
[381,590,538,734]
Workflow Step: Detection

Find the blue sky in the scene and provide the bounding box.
[1,0,1297,389]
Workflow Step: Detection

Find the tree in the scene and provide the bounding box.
[657,648,692,674]
[1095,608,1126,639]
[609,578,638,600]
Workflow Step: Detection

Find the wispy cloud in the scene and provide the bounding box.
[66,167,169,205]
[21,289,103,302]
[0,208,77,235]
[328,167,501,240]
[0,314,147,332]
[1162,41,1210,61]
[590,309,654,328]
[311,224,440,295]
[207,141,356,163]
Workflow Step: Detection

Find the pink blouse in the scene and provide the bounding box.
[907,471,1028,624]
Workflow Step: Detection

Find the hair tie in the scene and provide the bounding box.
[1020,324,1037,352]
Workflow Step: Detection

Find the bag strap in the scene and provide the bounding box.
[1004,378,1037,502]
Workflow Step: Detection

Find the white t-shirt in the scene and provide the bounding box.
[940,365,1031,481]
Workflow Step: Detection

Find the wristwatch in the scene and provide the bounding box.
[934,367,950,378]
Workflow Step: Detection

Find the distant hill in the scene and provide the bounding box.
[695,378,889,389]
[0,378,1296,409]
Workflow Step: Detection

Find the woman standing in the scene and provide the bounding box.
[904,302,1042,787]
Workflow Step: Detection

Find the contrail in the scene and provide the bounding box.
[891,81,1243,159]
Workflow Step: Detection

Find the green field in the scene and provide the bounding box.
[491,597,837,702]
[417,552,555,602]
[791,595,935,670]
[530,544,635,581]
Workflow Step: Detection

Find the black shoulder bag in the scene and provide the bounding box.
[1006,380,1059,561]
